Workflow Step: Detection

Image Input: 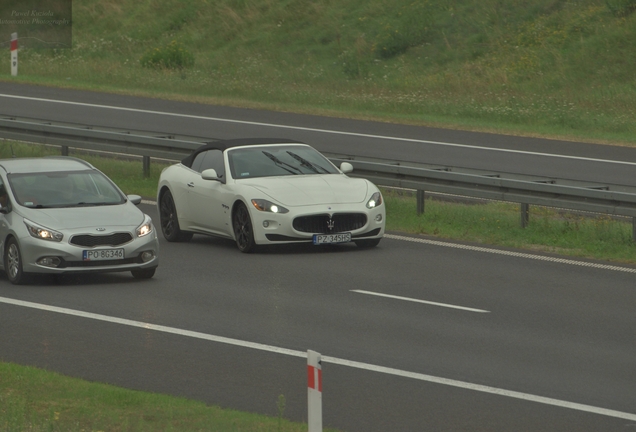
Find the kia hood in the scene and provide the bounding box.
[19,202,146,230]
[242,175,369,206]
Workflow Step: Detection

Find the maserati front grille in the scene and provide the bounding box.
[293,213,367,234]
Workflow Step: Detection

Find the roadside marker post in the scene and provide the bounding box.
[307,350,322,432]
[10,33,18,76]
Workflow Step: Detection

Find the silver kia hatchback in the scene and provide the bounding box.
[0,156,159,285]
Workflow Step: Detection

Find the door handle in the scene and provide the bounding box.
[187,182,195,188]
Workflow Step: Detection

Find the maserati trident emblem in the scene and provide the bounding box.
[326,218,334,231]
[96,227,106,231]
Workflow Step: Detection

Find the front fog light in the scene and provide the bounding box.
[37,257,61,268]
[140,251,155,262]
[263,221,269,228]
[375,214,383,222]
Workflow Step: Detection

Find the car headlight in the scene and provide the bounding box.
[251,199,289,214]
[366,192,383,209]
[136,215,154,237]
[24,219,63,242]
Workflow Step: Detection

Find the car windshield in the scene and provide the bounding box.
[8,170,125,208]
[228,145,339,179]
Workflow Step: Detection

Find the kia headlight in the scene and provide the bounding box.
[366,192,383,209]
[136,215,154,237]
[24,219,63,242]
[251,199,289,214]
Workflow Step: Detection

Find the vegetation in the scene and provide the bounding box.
[1,0,636,144]
[0,362,330,432]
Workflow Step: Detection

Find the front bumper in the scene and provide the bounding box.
[248,202,385,245]
[18,230,159,275]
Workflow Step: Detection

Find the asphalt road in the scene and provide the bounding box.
[1,203,635,431]
[0,83,635,430]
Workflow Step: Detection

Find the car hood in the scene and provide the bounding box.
[241,175,369,206]
[18,203,144,230]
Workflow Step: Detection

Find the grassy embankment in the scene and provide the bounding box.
[2,0,636,430]
[0,362,324,432]
[2,0,636,145]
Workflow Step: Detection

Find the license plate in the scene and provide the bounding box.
[313,232,351,245]
[83,249,125,261]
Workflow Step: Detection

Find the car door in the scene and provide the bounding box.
[0,178,13,264]
[186,150,230,234]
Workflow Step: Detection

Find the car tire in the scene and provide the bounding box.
[131,267,156,279]
[354,238,381,248]
[159,189,193,242]
[4,238,30,285]
[232,202,256,253]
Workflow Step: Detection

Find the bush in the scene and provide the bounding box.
[140,40,195,69]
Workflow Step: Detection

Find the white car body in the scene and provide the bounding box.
[157,139,385,252]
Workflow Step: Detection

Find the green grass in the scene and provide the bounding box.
[0,362,328,432]
[2,0,636,145]
[384,189,636,264]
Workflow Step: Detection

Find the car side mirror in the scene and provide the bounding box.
[127,194,142,205]
[340,162,353,174]
[0,204,8,214]
[201,168,223,182]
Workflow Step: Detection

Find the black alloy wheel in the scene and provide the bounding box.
[232,202,256,253]
[159,190,193,242]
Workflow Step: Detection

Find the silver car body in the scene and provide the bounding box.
[157,139,385,252]
[0,157,159,284]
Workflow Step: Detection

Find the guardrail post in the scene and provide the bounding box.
[61,146,69,156]
[143,156,151,178]
[417,190,425,215]
[633,217,636,242]
[520,203,530,228]
[307,350,322,432]
[10,33,18,76]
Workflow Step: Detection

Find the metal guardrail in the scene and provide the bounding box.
[2,116,636,240]
[0,116,203,175]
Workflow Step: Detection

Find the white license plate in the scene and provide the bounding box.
[83,249,125,261]
[313,232,351,245]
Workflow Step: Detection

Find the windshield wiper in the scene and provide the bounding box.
[286,151,330,174]
[262,151,301,175]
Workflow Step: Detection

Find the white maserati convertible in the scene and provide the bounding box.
[157,138,385,252]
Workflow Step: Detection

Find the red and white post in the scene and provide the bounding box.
[307,350,322,432]
[10,33,18,76]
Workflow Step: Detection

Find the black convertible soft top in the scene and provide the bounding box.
[181,138,302,168]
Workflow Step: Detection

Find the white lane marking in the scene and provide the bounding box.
[2,93,636,167]
[351,289,490,313]
[385,234,636,273]
[1,296,635,422]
